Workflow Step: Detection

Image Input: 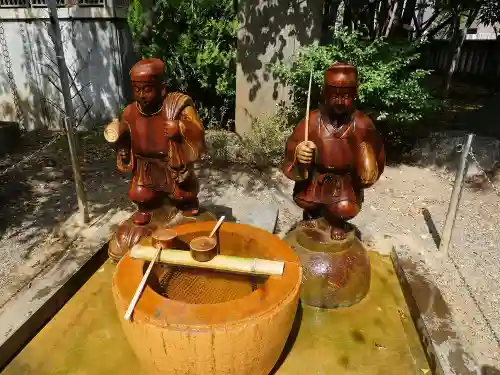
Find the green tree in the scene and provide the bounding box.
[272,28,437,135]
[127,0,237,128]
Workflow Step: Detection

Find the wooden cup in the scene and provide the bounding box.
[189,236,217,262]
[104,119,128,143]
[152,228,178,250]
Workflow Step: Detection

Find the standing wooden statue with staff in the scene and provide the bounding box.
[104,58,215,262]
[283,61,385,240]
[282,61,386,308]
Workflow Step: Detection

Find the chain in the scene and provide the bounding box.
[0,20,26,130]
[465,146,500,197]
[0,133,63,178]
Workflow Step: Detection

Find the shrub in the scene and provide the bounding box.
[204,106,296,168]
[127,0,236,129]
[272,28,438,137]
[204,130,246,164]
[242,105,297,168]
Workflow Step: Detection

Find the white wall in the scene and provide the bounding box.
[0,7,137,131]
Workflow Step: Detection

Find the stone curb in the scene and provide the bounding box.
[391,243,482,375]
[0,209,130,371]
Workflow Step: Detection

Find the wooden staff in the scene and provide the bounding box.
[304,70,313,142]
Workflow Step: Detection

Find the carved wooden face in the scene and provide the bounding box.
[323,85,357,115]
[132,81,164,112]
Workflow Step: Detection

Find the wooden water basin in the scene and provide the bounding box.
[112,222,302,375]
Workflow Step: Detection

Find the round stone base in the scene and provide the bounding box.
[108,204,216,263]
[283,218,371,309]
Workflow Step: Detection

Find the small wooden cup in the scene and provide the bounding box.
[152,228,178,250]
[189,236,217,262]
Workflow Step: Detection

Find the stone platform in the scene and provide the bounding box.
[2,252,430,375]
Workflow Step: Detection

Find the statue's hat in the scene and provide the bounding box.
[324,61,358,88]
[130,58,165,83]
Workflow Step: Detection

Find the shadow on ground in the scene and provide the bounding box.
[483,365,500,375]
[421,208,500,353]
[0,130,131,258]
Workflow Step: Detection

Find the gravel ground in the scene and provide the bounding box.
[1,131,499,368]
[357,165,500,369]
[0,131,132,306]
[197,161,500,368]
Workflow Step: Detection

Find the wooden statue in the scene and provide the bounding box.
[282,61,385,240]
[282,62,385,308]
[105,58,215,262]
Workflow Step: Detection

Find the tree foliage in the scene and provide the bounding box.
[273,28,437,130]
[478,0,500,28]
[127,0,236,128]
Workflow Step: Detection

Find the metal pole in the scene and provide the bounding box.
[439,133,474,254]
[47,0,90,224]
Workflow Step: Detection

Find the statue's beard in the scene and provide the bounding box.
[331,104,348,114]
[138,99,162,114]
[326,105,353,122]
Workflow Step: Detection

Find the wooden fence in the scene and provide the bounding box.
[421,39,500,79]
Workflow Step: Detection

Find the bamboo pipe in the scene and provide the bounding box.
[130,244,285,277]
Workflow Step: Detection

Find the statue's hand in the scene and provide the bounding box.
[296,141,316,164]
[118,148,129,160]
[357,142,379,185]
[176,167,190,184]
[165,120,181,139]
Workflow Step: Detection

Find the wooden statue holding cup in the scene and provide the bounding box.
[104,58,215,262]
[282,62,385,308]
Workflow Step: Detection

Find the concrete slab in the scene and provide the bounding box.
[390,237,490,375]
[237,203,278,233]
[0,208,130,370]
[201,196,279,234]
[2,252,429,375]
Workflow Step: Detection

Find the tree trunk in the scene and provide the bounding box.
[377,0,390,37]
[389,0,406,37]
[401,0,416,26]
[367,0,378,39]
[343,0,353,31]
[400,0,417,37]
[443,15,465,97]
[321,0,341,44]
[46,0,89,223]
[444,8,480,96]
[384,0,399,37]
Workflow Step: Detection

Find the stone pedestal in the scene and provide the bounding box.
[283,218,371,308]
[108,204,216,262]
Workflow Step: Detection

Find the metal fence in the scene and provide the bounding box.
[421,39,500,79]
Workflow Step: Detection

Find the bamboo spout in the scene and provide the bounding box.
[130,244,285,277]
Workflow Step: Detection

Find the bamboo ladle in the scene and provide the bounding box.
[189,216,225,262]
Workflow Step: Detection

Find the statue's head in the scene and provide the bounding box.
[322,61,358,116]
[130,58,166,113]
